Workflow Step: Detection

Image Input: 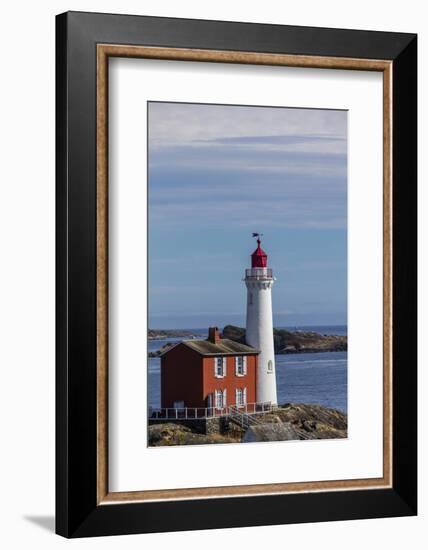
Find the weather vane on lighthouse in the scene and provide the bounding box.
[244,233,278,405]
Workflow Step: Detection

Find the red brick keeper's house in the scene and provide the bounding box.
[160,327,259,413]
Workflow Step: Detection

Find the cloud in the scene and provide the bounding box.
[196,133,344,144]
[148,102,347,148]
[147,104,347,323]
[192,133,346,155]
[149,167,346,230]
[148,102,347,230]
[149,146,346,178]
[149,199,346,230]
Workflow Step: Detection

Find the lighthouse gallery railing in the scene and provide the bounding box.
[245,268,273,279]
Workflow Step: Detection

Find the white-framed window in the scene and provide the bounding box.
[235,355,247,376]
[215,389,227,408]
[236,387,247,407]
[214,357,226,377]
[267,359,273,372]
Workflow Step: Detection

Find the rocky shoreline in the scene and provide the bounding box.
[148,403,347,446]
[148,342,176,357]
[148,329,198,340]
[148,326,347,357]
[222,325,347,354]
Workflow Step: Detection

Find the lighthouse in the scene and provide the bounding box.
[244,235,278,405]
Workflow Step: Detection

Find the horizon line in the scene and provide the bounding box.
[149,322,348,331]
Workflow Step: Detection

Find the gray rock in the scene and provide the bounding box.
[242,422,301,443]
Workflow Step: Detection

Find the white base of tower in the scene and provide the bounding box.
[244,268,278,405]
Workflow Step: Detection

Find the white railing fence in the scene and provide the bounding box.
[149,402,273,420]
[228,405,267,429]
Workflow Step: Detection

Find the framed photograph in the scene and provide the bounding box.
[56,11,417,537]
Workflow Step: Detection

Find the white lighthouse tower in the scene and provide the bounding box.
[244,235,278,405]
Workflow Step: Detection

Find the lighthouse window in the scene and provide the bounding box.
[249,292,253,305]
[268,360,273,372]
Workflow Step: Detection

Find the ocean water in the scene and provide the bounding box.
[148,325,347,414]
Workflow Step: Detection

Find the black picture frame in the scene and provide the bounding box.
[56,11,417,538]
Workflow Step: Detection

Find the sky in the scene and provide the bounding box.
[148,102,347,329]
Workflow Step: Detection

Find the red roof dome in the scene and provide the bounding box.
[251,238,268,268]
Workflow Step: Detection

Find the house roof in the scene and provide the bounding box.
[163,338,259,357]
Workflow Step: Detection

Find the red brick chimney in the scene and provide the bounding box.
[208,327,221,344]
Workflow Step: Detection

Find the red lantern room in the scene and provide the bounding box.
[251,238,268,268]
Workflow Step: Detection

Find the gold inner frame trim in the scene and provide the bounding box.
[96,44,393,504]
